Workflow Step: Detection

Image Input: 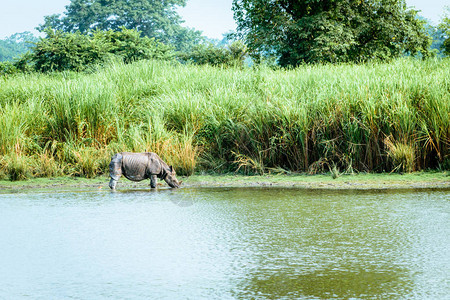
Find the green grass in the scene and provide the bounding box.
[0,58,449,180]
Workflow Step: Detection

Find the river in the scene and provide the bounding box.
[0,187,449,299]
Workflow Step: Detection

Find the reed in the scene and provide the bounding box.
[384,136,416,173]
[0,58,448,180]
[0,102,28,155]
[0,153,33,181]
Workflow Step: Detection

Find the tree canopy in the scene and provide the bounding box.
[438,7,450,56]
[38,0,203,51]
[232,0,431,65]
[0,32,38,62]
[29,28,172,72]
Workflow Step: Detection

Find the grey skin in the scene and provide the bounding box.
[109,152,181,190]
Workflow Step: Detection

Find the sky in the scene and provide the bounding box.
[0,0,447,40]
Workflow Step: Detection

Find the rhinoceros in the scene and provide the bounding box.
[109,152,181,189]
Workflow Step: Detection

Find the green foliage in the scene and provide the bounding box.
[93,28,173,63]
[232,0,432,65]
[30,28,172,72]
[0,53,35,76]
[438,7,450,55]
[179,41,247,67]
[228,41,248,62]
[0,102,28,155]
[0,61,19,76]
[38,0,203,52]
[0,32,38,62]
[0,154,33,181]
[179,44,231,66]
[71,147,109,178]
[32,29,105,72]
[0,33,38,76]
[0,59,448,179]
[429,25,446,57]
[169,26,207,52]
[418,17,446,57]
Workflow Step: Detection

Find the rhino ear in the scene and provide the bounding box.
[169,165,173,172]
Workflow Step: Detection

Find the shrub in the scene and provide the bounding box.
[0,53,34,77]
[178,41,247,67]
[31,29,106,72]
[94,28,173,63]
[30,28,173,72]
[0,61,19,76]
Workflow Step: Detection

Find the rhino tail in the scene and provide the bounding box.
[109,153,123,180]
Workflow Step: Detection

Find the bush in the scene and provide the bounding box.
[0,54,34,76]
[94,28,173,63]
[30,28,173,72]
[0,61,19,76]
[178,41,247,67]
[438,8,450,56]
[31,29,105,72]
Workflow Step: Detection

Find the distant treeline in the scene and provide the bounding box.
[0,32,38,62]
[1,0,450,73]
[0,28,247,76]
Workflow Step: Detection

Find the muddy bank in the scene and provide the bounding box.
[0,172,449,192]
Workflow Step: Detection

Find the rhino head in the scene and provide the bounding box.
[163,166,182,188]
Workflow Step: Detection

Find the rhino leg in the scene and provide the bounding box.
[109,153,123,190]
[109,178,119,190]
[150,175,157,188]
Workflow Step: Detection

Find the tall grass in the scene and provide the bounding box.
[0,58,448,180]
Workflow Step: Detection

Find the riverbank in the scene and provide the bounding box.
[0,172,448,192]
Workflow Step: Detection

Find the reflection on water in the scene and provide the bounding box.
[0,188,448,299]
[239,268,412,299]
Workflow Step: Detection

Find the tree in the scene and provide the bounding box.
[415,16,446,57]
[38,0,203,52]
[232,0,431,65]
[438,7,450,55]
[0,32,38,62]
[178,40,247,67]
[30,28,172,72]
[427,23,446,57]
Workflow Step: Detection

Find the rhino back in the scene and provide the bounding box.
[121,152,151,181]
[147,152,167,174]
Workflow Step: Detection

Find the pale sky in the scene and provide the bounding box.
[0,0,447,40]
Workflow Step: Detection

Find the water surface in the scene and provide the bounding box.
[0,188,449,299]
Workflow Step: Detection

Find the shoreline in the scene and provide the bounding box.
[0,172,449,192]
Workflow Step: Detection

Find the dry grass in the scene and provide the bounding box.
[384,136,416,173]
